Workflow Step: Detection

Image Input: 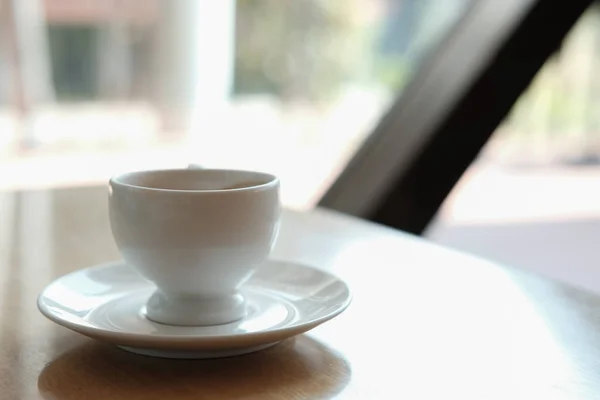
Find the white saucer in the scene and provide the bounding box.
[37,259,351,359]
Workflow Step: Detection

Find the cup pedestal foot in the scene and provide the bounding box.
[145,290,246,326]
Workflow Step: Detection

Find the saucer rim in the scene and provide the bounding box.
[37,259,352,350]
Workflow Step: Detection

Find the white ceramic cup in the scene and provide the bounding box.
[108,169,280,326]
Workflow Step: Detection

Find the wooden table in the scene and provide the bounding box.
[2,185,600,399]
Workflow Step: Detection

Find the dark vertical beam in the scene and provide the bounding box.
[320,0,593,234]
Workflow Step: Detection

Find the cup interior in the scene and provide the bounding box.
[111,169,277,191]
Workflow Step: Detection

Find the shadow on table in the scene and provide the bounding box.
[38,335,351,399]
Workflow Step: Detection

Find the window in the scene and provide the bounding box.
[429,4,600,291]
[0,0,470,209]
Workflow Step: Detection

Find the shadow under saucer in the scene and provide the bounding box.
[38,335,351,399]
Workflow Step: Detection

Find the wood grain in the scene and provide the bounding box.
[1,186,600,398]
[38,336,350,400]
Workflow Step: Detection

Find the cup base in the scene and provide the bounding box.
[144,290,246,326]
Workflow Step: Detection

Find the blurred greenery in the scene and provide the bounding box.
[234,0,361,103]
[48,26,98,101]
[44,0,465,106]
[233,0,600,146]
[36,0,600,160]
[502,4,600,139]
[373,55,411,90]
[233,0,469,103]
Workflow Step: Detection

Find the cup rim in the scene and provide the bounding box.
[109,168,279,193]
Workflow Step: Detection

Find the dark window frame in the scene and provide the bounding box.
[319,0,593,234]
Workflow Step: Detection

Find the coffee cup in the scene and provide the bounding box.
[108,168,280,326]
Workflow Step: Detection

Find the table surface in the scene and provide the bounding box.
[2,186,600,399]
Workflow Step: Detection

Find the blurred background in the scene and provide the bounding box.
[3,0,600,290]
[0,0,468,207]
